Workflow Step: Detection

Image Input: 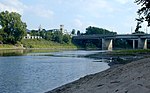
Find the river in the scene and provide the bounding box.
[0,50,110,93]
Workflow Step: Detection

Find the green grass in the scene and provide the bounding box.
[21,39,77,49]
[0,44,14,48]
[110,49,150,56]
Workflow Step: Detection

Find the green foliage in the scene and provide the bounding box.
[0,11,27,44]
[113,39,131,49]
[85,26,117,35]
[27,29,72,45]
[30,30,39,36]
[72,39,100,49]
[77,30,80,35]
[45,31,53,41]
[30,29,47,38]
[135,0,150,26]
[135,17,144,32]
[52,31,63,43]
[63,34,71,44]
[71,29,76,35]
[0,29,3,41]
[39,29,46,38]
[0,36,3,42]
[85,41,97,49]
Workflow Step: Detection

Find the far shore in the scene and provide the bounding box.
[46,57,150,93]
[0,47,78,50]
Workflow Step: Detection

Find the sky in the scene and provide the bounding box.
[0,0,150,34]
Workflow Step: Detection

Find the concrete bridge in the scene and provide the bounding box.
[73,34,150,50]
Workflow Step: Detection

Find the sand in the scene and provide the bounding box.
[46,58,150,93]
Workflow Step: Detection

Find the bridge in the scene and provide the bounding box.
[73,34,150,50]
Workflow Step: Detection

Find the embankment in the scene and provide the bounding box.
[46,58,150,93]
[0,39,77,50]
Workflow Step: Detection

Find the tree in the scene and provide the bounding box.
[85,26,117,35]
[0,29,3,42]
[52,31,63,43]
[39,29,46,38]
[45,31,53,41]
[135,0,150,26]
[135,20,142,32]
[71,29,76,35]
[30,30,38,36]
[77,30,81,35]
[0,11,27,44]
[63,34,71,44]
[133,18,145,34]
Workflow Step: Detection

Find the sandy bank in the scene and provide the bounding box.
[46,58,150,93]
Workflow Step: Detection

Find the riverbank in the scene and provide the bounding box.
[0,39,77,50]
[21,39,77,49]
[46,57,150,93]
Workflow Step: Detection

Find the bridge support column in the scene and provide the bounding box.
[144,39,147,49]
[102,39,113,50]
[133,40,135,49]
[138,38,147,49]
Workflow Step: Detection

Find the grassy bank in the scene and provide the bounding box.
[107,49,150,65]
[0,44,15,49]
[109,49,150,56]
[21,39,77,49]
[83,49,150,66]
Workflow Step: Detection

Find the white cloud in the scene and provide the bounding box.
[0,0,26,14]
[0,0,54,19]
[74,0,115,19]
[115,0,130,4]
[27,5,54,19]
[74,19,83,28]
[76,15,85,19]
[84,0,114,13]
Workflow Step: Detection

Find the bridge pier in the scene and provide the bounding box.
[133,39,135,49]
[138,38,147,49]
[102,39,113,50]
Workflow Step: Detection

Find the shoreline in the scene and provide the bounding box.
[46,58,150,93]
[0,47,78,50]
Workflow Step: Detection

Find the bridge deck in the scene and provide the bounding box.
[73,34,150,40]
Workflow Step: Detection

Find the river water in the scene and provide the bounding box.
[0,50,110,93]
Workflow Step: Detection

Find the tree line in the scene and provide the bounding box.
[29,29,71,44]
[85,26,117,35]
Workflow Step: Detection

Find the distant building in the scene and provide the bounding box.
[38,25,42,31]
[60,25,64,33]
[49,25,68,34]
[24,25,69,39]
[24,34,42,39]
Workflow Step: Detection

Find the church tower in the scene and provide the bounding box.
[60,25,64,33]
[38,25,42,31]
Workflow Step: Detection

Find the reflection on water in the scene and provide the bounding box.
[0,50,110,93]
[0,49,62,56]
[0,49,28,56]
